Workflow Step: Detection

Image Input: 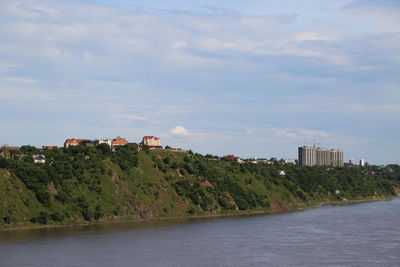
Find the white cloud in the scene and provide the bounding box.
[169,126,191,137]
[297,128,330,139]
[2,76,38,83]
[0,0,399,164]
[274,129,297,138]
[293,32,338,42]
[121,114,151,121]
[342,104,400,112]
[344,1,400,33]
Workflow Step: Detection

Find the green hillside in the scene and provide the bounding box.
[0,145,398,229]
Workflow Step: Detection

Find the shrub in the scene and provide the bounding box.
[3,216,11,224]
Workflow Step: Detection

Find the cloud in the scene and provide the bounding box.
[343,0,400,33]
[274,129,297,138]
[297,128,330,139]
[0,0,399,164]
[121,114,154,122]
[169,126,191,137]
[344,0,400,8]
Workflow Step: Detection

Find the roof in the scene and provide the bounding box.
[113,136,128,145]
[143,136,160,140]
[64,138,86,144]
[223,155,239,159]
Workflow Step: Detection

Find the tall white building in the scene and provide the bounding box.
[360,159,365,167]
[298,146,343,167]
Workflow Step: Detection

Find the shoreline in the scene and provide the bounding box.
[1,196,397,232]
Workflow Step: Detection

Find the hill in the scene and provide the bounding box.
[0,145,398,228]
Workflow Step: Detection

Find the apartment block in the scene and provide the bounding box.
[298,146,343,167]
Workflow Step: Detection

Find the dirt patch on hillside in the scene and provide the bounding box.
[270,201,288,213]
[47,182,58,195]
[394,187,400,197]
[3,171,11,180]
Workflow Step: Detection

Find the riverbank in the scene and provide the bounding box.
[1,196,396,232]
[2,150,399,232]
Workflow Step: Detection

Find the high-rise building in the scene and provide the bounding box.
[360,159,365,167]
[298,146,317,166]
[349,159,355,165]
[298,146,343,167]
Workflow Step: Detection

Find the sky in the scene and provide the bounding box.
[0,0,399,164]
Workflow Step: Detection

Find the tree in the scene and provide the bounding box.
[97,143,112,156]
[0,157,8,168]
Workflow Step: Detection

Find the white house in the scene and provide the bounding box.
[32,155,46,164]
[99,138,113,147]
[283,159,297,165]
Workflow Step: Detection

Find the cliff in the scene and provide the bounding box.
[0,145,398,228]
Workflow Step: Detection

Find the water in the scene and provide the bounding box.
[1,199,399,267]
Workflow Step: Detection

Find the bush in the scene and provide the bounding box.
[163,157,170,164]
[97,143,112,156]
[0,158,8,168]
[94,206,104,220]
[112,145,139,170]
[50,211,66,222]
[3,216,11,224]
[30,211,50,224]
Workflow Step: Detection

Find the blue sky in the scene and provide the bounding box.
[0,0,399,164]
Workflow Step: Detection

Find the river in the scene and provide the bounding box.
[1,198,399,266]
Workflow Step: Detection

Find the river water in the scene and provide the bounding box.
[1,198,399,267]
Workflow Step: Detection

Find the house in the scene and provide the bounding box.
[223,155,244,163]
[249,159,273,165]
[98,138,113,147]
[223,155,239,160]
[237,158,245,164]
[64,138,86,148]
[279,170,286,176]
[141,136,162,149]
[112,136,128,147]
[283,159,297,165]
[32,154,46,164]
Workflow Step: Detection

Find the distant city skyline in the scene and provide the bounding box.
[0,0,399,164]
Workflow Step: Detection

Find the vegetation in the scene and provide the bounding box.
[0,146,398,228]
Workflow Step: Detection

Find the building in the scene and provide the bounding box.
[98,138,113,147]
[349,159,355,165]
[330,149,344,167]
[223,155,239,160]
[316,148,331,166]
[64,138,86,148]
[112,136,129,147]
[32,154,45,164]
[283,159,297,165]
[360,159,365,167]
[298,146,343,167]
[141,136,161,148]
[298,146,317,166]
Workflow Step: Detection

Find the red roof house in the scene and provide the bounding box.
[112,136,128,147]
[64,138,86,148]
[141,136,161,147]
